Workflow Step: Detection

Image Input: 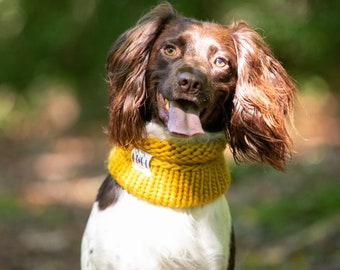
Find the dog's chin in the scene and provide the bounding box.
[146,121,226,145]
[146,117,225,144]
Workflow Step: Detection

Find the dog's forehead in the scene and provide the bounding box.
[160,20,233,52]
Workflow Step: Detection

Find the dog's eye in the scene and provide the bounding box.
[163,45,177,57]
[214,58,227,68]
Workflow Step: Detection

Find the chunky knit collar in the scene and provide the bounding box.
[107,137,230,208]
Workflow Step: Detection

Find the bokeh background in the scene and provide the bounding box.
[0,0,339,269]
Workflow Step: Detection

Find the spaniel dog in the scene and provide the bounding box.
[81,3,296,269]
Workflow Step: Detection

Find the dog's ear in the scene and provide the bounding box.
[107,2,177,147]
[229,21,296,170]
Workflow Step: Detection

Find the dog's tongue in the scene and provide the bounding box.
[167,101,204,136]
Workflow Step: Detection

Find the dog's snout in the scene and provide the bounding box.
[177,72,203,93]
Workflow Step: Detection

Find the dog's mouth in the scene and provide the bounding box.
[157,92,205,136]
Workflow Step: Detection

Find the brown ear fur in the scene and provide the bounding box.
[106,3,177,147]
[229,21,296,170]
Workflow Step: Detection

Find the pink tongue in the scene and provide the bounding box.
[167,101,204,136]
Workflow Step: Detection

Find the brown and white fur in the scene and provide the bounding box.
[81,3,296,269]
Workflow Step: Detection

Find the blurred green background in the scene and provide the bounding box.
[0,0,339,269]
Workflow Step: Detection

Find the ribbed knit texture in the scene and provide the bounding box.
[107,137,231,208]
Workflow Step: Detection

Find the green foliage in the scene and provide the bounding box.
[0,192,28,223]
[257,184,340,237]
[0,192,71,225]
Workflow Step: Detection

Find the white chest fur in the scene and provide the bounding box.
[81,191,232,270]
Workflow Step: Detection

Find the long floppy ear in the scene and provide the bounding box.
[107,2,177,147]
[229,21,297,171]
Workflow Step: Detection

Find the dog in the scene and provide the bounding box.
[81,2,296,269]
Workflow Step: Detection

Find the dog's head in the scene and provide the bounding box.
[106,3,296,170]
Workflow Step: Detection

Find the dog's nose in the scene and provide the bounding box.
[177,72,202,93]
